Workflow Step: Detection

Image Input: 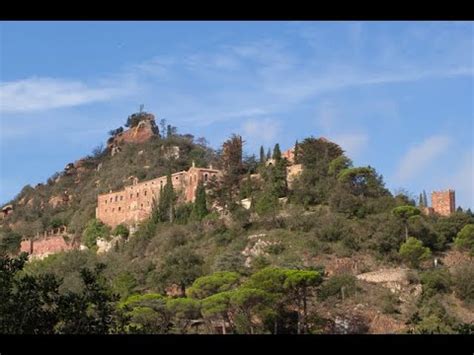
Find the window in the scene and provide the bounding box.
[144,190,147,196]
[105,200,107,204]
[105,209,107,212]
[130,194,133,199]
[120,195,123,201]
[118,207,121,211]
[110,198,113,203]
[141,204,143,208]
[204,173,208,181]
[137,192,139,197]
[115,196,118,202]
[176,176,178,180]
[112,208,115,212]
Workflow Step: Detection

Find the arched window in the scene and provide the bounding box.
[204,173,208,181]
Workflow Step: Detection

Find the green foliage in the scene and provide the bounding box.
[192,182,208,221]
[0,227,22,254]
[319,274,357,301]
[392,205,421,220]
[113,224,129,238]
[328,156,353,176]
[451,263,474,303]
[112,271,137,300]
[420,268,451,298]
[82,218,110,249]
[187,271,241,299]
[399,237,431,268]
[254,189,279,217]
[435,212,474,243]
[166,297,201,333]
[454,224,474,255]
[158,246,204,294]
[155,172,177,223]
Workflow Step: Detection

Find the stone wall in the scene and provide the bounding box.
[96,166,222,228]
[431,190,455,216]
[20,235,75,260]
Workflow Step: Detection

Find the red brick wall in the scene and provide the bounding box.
[20,235,74,257]
[431,190,455,216]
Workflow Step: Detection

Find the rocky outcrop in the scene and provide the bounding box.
[108,113,157,151]
[242,234,282,268]
[48,190,72,208]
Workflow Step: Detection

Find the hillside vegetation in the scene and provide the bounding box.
[1,111,473,334]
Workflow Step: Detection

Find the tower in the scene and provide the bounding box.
[431,189,455,216]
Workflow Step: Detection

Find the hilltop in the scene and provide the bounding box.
[1,110,473,335]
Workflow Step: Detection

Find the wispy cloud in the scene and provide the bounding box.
[330,132,369,159]
[0,76,137,114]
[394,135,452,182]
[241,118,281,149]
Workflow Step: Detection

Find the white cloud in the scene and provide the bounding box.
[394,135,452,182]
[0,76,135,114]
[242,118,281,147]
[330,132,369,159]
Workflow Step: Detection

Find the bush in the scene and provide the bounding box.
[420,268,451,298]
[82,219,110,249]
[454,224,474,256]
[319,274,357,301]
[451,263,474,303]
[399,237,431,268]
[113,224,130,239]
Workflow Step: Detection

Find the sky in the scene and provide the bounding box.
[0,21,473,209]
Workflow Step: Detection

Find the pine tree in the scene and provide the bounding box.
[272,143,282,161]
[259,146,265,165]
[192,181,208,220]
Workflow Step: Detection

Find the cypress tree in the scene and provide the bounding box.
[273,143,282,161]
[294,140,299,163]
[193,181,208,220]
[266,148,271,161]
[423,190,428,207]
[259,146,265,164]
[419,193,424,207]
[158,171,176,222]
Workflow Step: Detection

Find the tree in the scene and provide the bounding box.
[192,181,208,221]
[159,246,204,295]
[259,146,265,165]
[157,171,177,223]
[454,224,474,256]
[82,219,110,249]
[201,291,233,334]
[272,143,282,161]
[166,297,201,333]
[187,272,240,299]
[229,287,275,334]
[328,156,353,176]
[0,227,22,254]
[423,190,428,207]
[283,270,322,334]
[399,237,431,268]
[119,293,171,333]
[392,206,421,241]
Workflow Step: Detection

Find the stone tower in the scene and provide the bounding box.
[431,189,455,216]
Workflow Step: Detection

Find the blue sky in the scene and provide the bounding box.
[1,21,473,208]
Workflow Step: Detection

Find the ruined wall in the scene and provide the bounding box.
[96,167,222,228]
[20,235,75,259]
[431,190,455,216]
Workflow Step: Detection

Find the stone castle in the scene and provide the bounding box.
[422,189,456,217]
[96,163,222,228]
[96,145,302,228]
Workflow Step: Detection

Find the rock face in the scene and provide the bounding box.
[108,113,157,149]
[96,236,121,254]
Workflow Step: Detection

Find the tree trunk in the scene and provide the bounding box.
[222,319,226,335]
[405,224,408,241]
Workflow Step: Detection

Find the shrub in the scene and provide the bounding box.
[319,274,357,301]
[454,224,474,256]
[113,224,130,239]
[82,219,110,249]
[420,268,451,298]
[399,237,431,268]
[451,263,474,303]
